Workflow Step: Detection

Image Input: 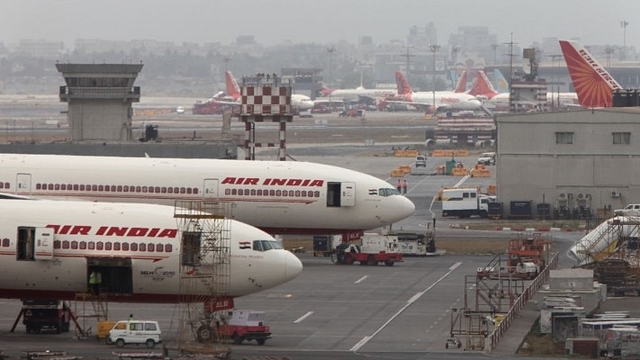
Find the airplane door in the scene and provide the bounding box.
[34,227,53,260]
[341,182,356,207]
[16,173,31,195]
[203,179,219,201]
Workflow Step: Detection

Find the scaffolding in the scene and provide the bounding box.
[73,292,109,339]
[578,217,640,295]
[448,233,551,351]
[171,200,232,358]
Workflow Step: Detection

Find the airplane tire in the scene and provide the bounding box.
[344,254,355,265]
[196,325,213,343]
[367,256,377,266]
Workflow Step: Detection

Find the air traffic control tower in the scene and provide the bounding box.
[56,63,143,141]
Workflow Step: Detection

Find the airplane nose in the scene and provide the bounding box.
[284,251,303,282]
[399,196,416,219]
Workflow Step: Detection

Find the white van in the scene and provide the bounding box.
[107,320,162,348]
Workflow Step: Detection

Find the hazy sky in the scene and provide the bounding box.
[1,0,638,49]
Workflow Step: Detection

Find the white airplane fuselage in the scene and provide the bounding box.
[0,154,415,234]
[325,88,396,102]
[291,94,314,110]
[0,199,302,303]
[395,91,482,112]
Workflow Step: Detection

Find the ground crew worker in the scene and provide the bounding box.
[402,179,408,195]
[89,270,101,296]
[396,179,402,193]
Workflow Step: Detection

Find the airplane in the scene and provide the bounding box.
[318,85,396,103]
[467,70,499,100]
[221,71,315,111]
[559,39,622,108]
[452,70,468,94]
[381,71,484,114]
[567,215,640,267]
[492,69,510,93]
[0,154,415,235]
[0,198,303,303]
[318,73,396,103]
[478,69,579,111]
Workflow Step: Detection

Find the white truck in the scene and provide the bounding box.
[614,204,640,217]
[441,187,495,218]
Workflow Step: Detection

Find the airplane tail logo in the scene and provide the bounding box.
[468,71,498,99]
[225,71,241,101]
[319,85,332,97]
[493,69,509,93]
[559,40,622,108]
[395,71,413,95]
[453,70,467,93]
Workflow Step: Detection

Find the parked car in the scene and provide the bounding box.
[477,152,496,165]
[108,320,162,349]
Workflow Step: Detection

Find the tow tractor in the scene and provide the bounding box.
[334,233,403,266]
[197,310,271,345]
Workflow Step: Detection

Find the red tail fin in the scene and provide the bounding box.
[395,71,412,95]
[319,85,332,97]
[225,71,241,101]
[454,70,467,93]
[559,40,622,108]
[468,71,498,99]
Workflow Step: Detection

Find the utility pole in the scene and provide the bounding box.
[327,47,335,112]
[490,44,499,65]
[399,45,415,81]
[429,43,441,111]
[621,20,629,60]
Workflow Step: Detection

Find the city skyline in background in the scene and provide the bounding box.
[0,0,637,51]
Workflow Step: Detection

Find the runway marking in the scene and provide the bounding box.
[354,275,368,284]
[349,261,462,352]
[294,311,314,323]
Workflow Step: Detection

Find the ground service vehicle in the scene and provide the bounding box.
[441,188,495,218]
[22,299,71,334]
[415,155,427,167]
[477,152,496,165]
[108,320,162,348]
[197,310,271,345]
[614,204,640,217]
[335,234,403,266]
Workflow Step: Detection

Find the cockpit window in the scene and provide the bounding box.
[252,240,284,251]
[379,188,401,197]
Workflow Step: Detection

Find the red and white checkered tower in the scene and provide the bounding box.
[240,74,293,161]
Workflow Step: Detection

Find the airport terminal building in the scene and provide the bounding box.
[496,108,640,218]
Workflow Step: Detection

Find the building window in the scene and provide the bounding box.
[555,132,574,144]
[613,132,631,145]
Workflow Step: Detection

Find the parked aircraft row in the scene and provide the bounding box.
[316,40,620,114]
[0,153,415,307]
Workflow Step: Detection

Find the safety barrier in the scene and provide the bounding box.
[134,108,173,116]
[394,149,419,157]
[470,164,491,178]
[451,168,469,176]
[431,149,470,157]
[390,169,405,177]
[398,165,412,174]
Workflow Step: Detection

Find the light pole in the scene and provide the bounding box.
[429,44,441,112]
[327,47,335,112]
[621,20,629,60]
